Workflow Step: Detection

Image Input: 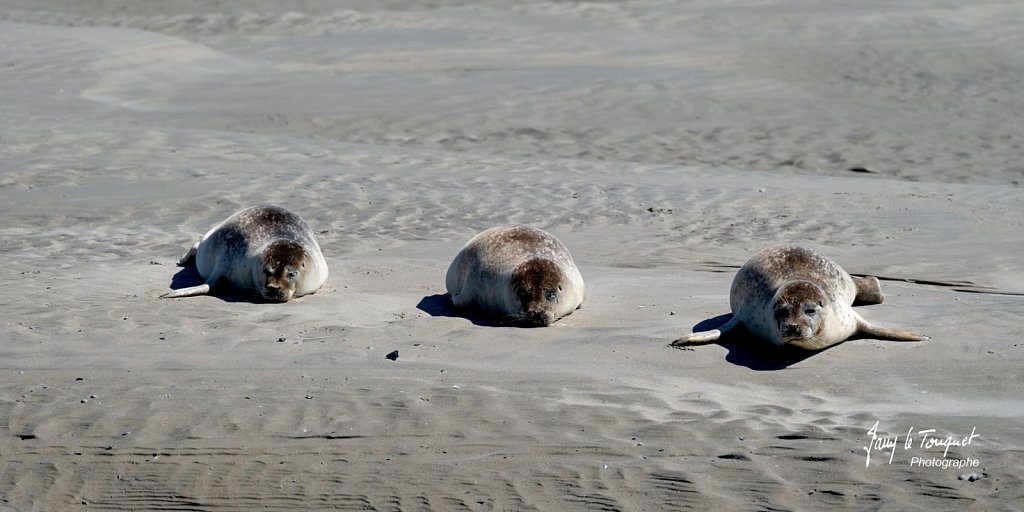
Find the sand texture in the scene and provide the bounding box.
[1,1,1022,510]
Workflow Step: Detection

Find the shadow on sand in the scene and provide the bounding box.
[164,266,267,304]
[676,313,825,371]
[416,293,533,328]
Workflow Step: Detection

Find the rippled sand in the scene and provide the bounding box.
[1,1,1022,510]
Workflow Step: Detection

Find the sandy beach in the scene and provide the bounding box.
[2,1,1022,510]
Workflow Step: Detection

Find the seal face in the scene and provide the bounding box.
[161,205,328,302]
[445,225,585,326]
[773,280,827,345]
[259,239,308,301]
[673,244,928,350]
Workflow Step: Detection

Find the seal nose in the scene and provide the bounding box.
[523,310,553,326]
[782,323,803,337]
[263,282,287,301]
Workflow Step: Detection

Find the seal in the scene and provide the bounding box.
[161,205,328,302]
[672,244,928,350]
[445,225,586,326]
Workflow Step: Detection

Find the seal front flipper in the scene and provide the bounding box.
[671,317,739,347]
[854,317,929,342]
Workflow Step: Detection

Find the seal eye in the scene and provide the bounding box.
[804,307,817,316]
[545,289,557,302]
[286,271,298,279]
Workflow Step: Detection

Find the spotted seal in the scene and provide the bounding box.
[161,205,328,302]
[672,244,928,350]
[445,225,585,326]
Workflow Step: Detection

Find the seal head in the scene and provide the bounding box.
[772,280,827,349]
[258,239,309,302]
[510,258,564,326]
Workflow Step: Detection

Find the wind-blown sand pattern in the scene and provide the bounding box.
[2,1,1022,510]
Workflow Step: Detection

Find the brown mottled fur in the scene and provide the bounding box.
[511,258,564,326]
[446,225,586,327]
[261,239,307,302]
[161,205,328,302]
[672,244,928,350]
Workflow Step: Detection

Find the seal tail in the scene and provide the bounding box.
[160,283,211,299]
[671,317,739,347]
[855,318,930,342]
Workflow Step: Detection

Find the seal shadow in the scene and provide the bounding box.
[166,266,265,304]
[682,313,822,371]
[416,293,531,328]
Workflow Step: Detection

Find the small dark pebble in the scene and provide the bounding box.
[75,377,84,381]
[849,167,875,173]
[277,337,286,343]
[385,350,400,361]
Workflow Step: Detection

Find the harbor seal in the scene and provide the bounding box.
[161,205,328,302]
[445,225,586,326]
[672,244,928,350]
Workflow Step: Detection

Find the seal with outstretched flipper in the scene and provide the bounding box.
[672,244,928,350]
[161,205,328,302]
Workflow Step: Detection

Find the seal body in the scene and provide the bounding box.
[162,205,328,301]
[446,225,585,326]
[673,244,927,350]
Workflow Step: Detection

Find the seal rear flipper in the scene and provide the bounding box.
[855,318,930,342]
[671,317,739,347]
[852,276,885,305]
[160,283,211,299]
[161,265,221,299]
